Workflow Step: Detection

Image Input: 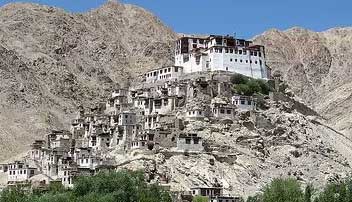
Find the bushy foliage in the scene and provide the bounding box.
[0,171,171,202]
[231,73,249,85]
[313,179,352,202]
[231,74,270,96]
[262,178,304,202]
[192,195,208,202]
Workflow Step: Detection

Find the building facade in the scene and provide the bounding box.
[175,35,269,79]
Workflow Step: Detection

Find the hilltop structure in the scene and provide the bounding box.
[4,35,265,200]
[174,35,269,79]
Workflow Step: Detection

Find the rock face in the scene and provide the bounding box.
[254,27,352,135]
[115,99,352,197]
[0,2,176,161]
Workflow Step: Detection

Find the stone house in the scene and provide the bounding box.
[190,187,223,197]
[211,98,236,120]
[29,140,46,162]
[176,133,204,152]
[232,95,256,111]
[7,161,37,185]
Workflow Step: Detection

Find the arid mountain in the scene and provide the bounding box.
[0,1,176,161]
[254,27,352,136]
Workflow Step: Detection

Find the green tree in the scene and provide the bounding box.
[262,178,304,202]
[192,195,208,202]
[231,74,249,85]
[0,171,171,202]
[304,184,314,202]
[247,195,263,202]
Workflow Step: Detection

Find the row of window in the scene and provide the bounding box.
[8,169,34,175]
[185,139,199,145]
[233,100,252,105]
[145,67,179,78]
[213,108,233,115]
[228,58,262,65]
[188,111,203,116]
[210,47,262,57]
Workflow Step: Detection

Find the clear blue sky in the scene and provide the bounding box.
[0,0,350,38]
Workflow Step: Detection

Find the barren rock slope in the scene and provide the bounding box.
[0,2,176,161]
[254,27,352,135]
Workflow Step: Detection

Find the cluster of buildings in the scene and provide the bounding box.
[2,35,269,194]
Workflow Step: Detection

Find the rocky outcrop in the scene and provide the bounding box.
[254,27,352,135]
[0,2,176,160]
[114,99,352,197]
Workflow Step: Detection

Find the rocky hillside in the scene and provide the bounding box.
[254,27,352,135]
[0,1,176,161]
[115,99,352,197]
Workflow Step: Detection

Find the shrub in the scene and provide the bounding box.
[192,195,208,202]
[262,178,304,202]
[231,74,249,85]
[232,75,271,96]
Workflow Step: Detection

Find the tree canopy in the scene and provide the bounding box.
[0,170,172,202]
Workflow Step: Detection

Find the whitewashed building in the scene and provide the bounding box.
[232,95,256,111]
[7,161,37,184]
[145,66,183,83]
[175,35,269,79]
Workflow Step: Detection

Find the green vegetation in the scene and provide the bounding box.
[231,73,270,96]
[0,170,171,202]
[246,177,352,202]
[192,195,208,202]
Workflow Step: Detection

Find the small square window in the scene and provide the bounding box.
[186,139,191,144]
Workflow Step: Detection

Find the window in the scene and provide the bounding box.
[239,50,242,54]
[254,51,258,56]
[193,39,197,43]
[240,60,243,63]
[230,49,233,53]
[199,39,204,44]
[175,67,178,72]
[260,60,262,65]
[246,60,248,63]
[30,170,34,175]
[159,70,162,74]
[219,48,223,53]
[227,110,231,114]
[243,50,247,55]
[23,170,26,174]
[220,109,225,114]
[194,139,199,144]
[186,139,191,144]
[193,44,197,49]
[230,58,233,62]
[235,59,238,62]
[241,100,245,105]
[250,60,252,63]
[248,100,252,105]
[259,52,262,57]
[225,48,229,53]
[226,67,228,71]
[255,61,258,64]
